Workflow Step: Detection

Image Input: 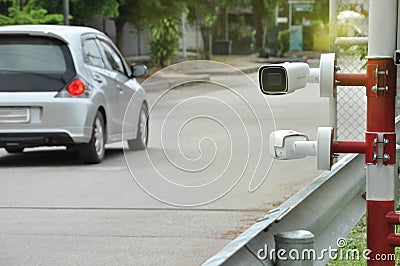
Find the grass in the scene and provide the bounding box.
[328,201,400,265]
[327,215,367,265]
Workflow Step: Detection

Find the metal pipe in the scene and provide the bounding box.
[335,73,368,87]
[386,211,400,224]
[329,96,337,139]
[332,140,367,154]
[329,0,337,51]
[293,141,317,157]
[274,230,314,266]
[335,37,368,46]
[63,0,69,26]
[368,0,397,58]
[387,233,400,246]
[181,12,187,58]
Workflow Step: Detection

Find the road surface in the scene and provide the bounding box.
[0,71,329,265]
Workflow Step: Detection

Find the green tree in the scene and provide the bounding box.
[0,0,63,25]
[149,17,180,66]
[31,0,119,25]
[112,0,146,52]
[32,0,120,47]
[250,0,281,52]
[311,0,329,24]
[113,0,184,57]
[111,0,185,53]
[186,0,229,59]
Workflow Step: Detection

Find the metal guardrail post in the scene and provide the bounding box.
[274,230,314,266]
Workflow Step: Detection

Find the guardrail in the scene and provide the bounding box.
[202,2,391,265]
[204,115,400,266]
[203,154,365,266]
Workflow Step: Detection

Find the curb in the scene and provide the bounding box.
[184,65,260,76]
[143,74,211,92]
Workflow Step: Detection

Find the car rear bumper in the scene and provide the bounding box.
[0,132,75,148]
[0,92,97,147]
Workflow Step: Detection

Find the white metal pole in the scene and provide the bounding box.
[195,5,199,59]
[225,8,229,41]
[368,0,397,58]
[63,0,69,26]
[329,0,338,138]
[288,3,293,56]
[181,12,187,58]
[329,0,337,51]
[329,96,337,138]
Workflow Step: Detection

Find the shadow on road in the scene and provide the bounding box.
[0,148,125,167]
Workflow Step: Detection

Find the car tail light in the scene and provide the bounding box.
[55,77,92,98]
[67,79,85,96]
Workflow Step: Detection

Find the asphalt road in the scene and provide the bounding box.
[0,71,329,265]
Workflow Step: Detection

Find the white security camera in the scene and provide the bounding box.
[269,130,313,160]
[259,62,310,95]
[258,53,335,97]
[269,128,333,170]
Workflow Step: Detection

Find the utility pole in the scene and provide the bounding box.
[63,0,69,26]
[181,12,187,58]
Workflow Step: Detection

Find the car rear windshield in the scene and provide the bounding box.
[0,35,75,92]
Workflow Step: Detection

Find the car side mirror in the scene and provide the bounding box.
[131,64,148,78]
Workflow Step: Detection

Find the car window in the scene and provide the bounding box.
[99,40,125,74]
[0,37,67,73]
[83,39,105,68]
[0,35,75,92]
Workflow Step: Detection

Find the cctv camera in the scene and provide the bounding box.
[269,130,311,160]
[259,62,310,95]
[269,127,333,170]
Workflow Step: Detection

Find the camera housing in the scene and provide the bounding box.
[269,130,310,160]
[269,128,333,170]
[259,62,310,95]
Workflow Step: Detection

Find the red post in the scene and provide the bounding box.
[365,58,396,265]
[331,2,398,264]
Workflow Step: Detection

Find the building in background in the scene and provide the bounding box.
[89,17,151,57]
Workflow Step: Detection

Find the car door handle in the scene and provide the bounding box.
[93,74,103,84]
[117,85,123,93]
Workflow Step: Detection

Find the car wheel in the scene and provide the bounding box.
[128,103,148,151]
[5,147,24,153]
[79,111,106,163]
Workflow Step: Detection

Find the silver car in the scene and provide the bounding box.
[0,25,148,163]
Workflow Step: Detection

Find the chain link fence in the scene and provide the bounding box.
[333,0,369,140]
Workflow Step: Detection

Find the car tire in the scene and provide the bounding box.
[128,103,148,151]
[5,147,24,153]
[79,111,106,164]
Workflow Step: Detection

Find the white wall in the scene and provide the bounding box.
[179,24,203,52]
[89,17,150,57]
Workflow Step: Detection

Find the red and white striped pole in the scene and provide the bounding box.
[331,1,398,264]
[365,0,397,264]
